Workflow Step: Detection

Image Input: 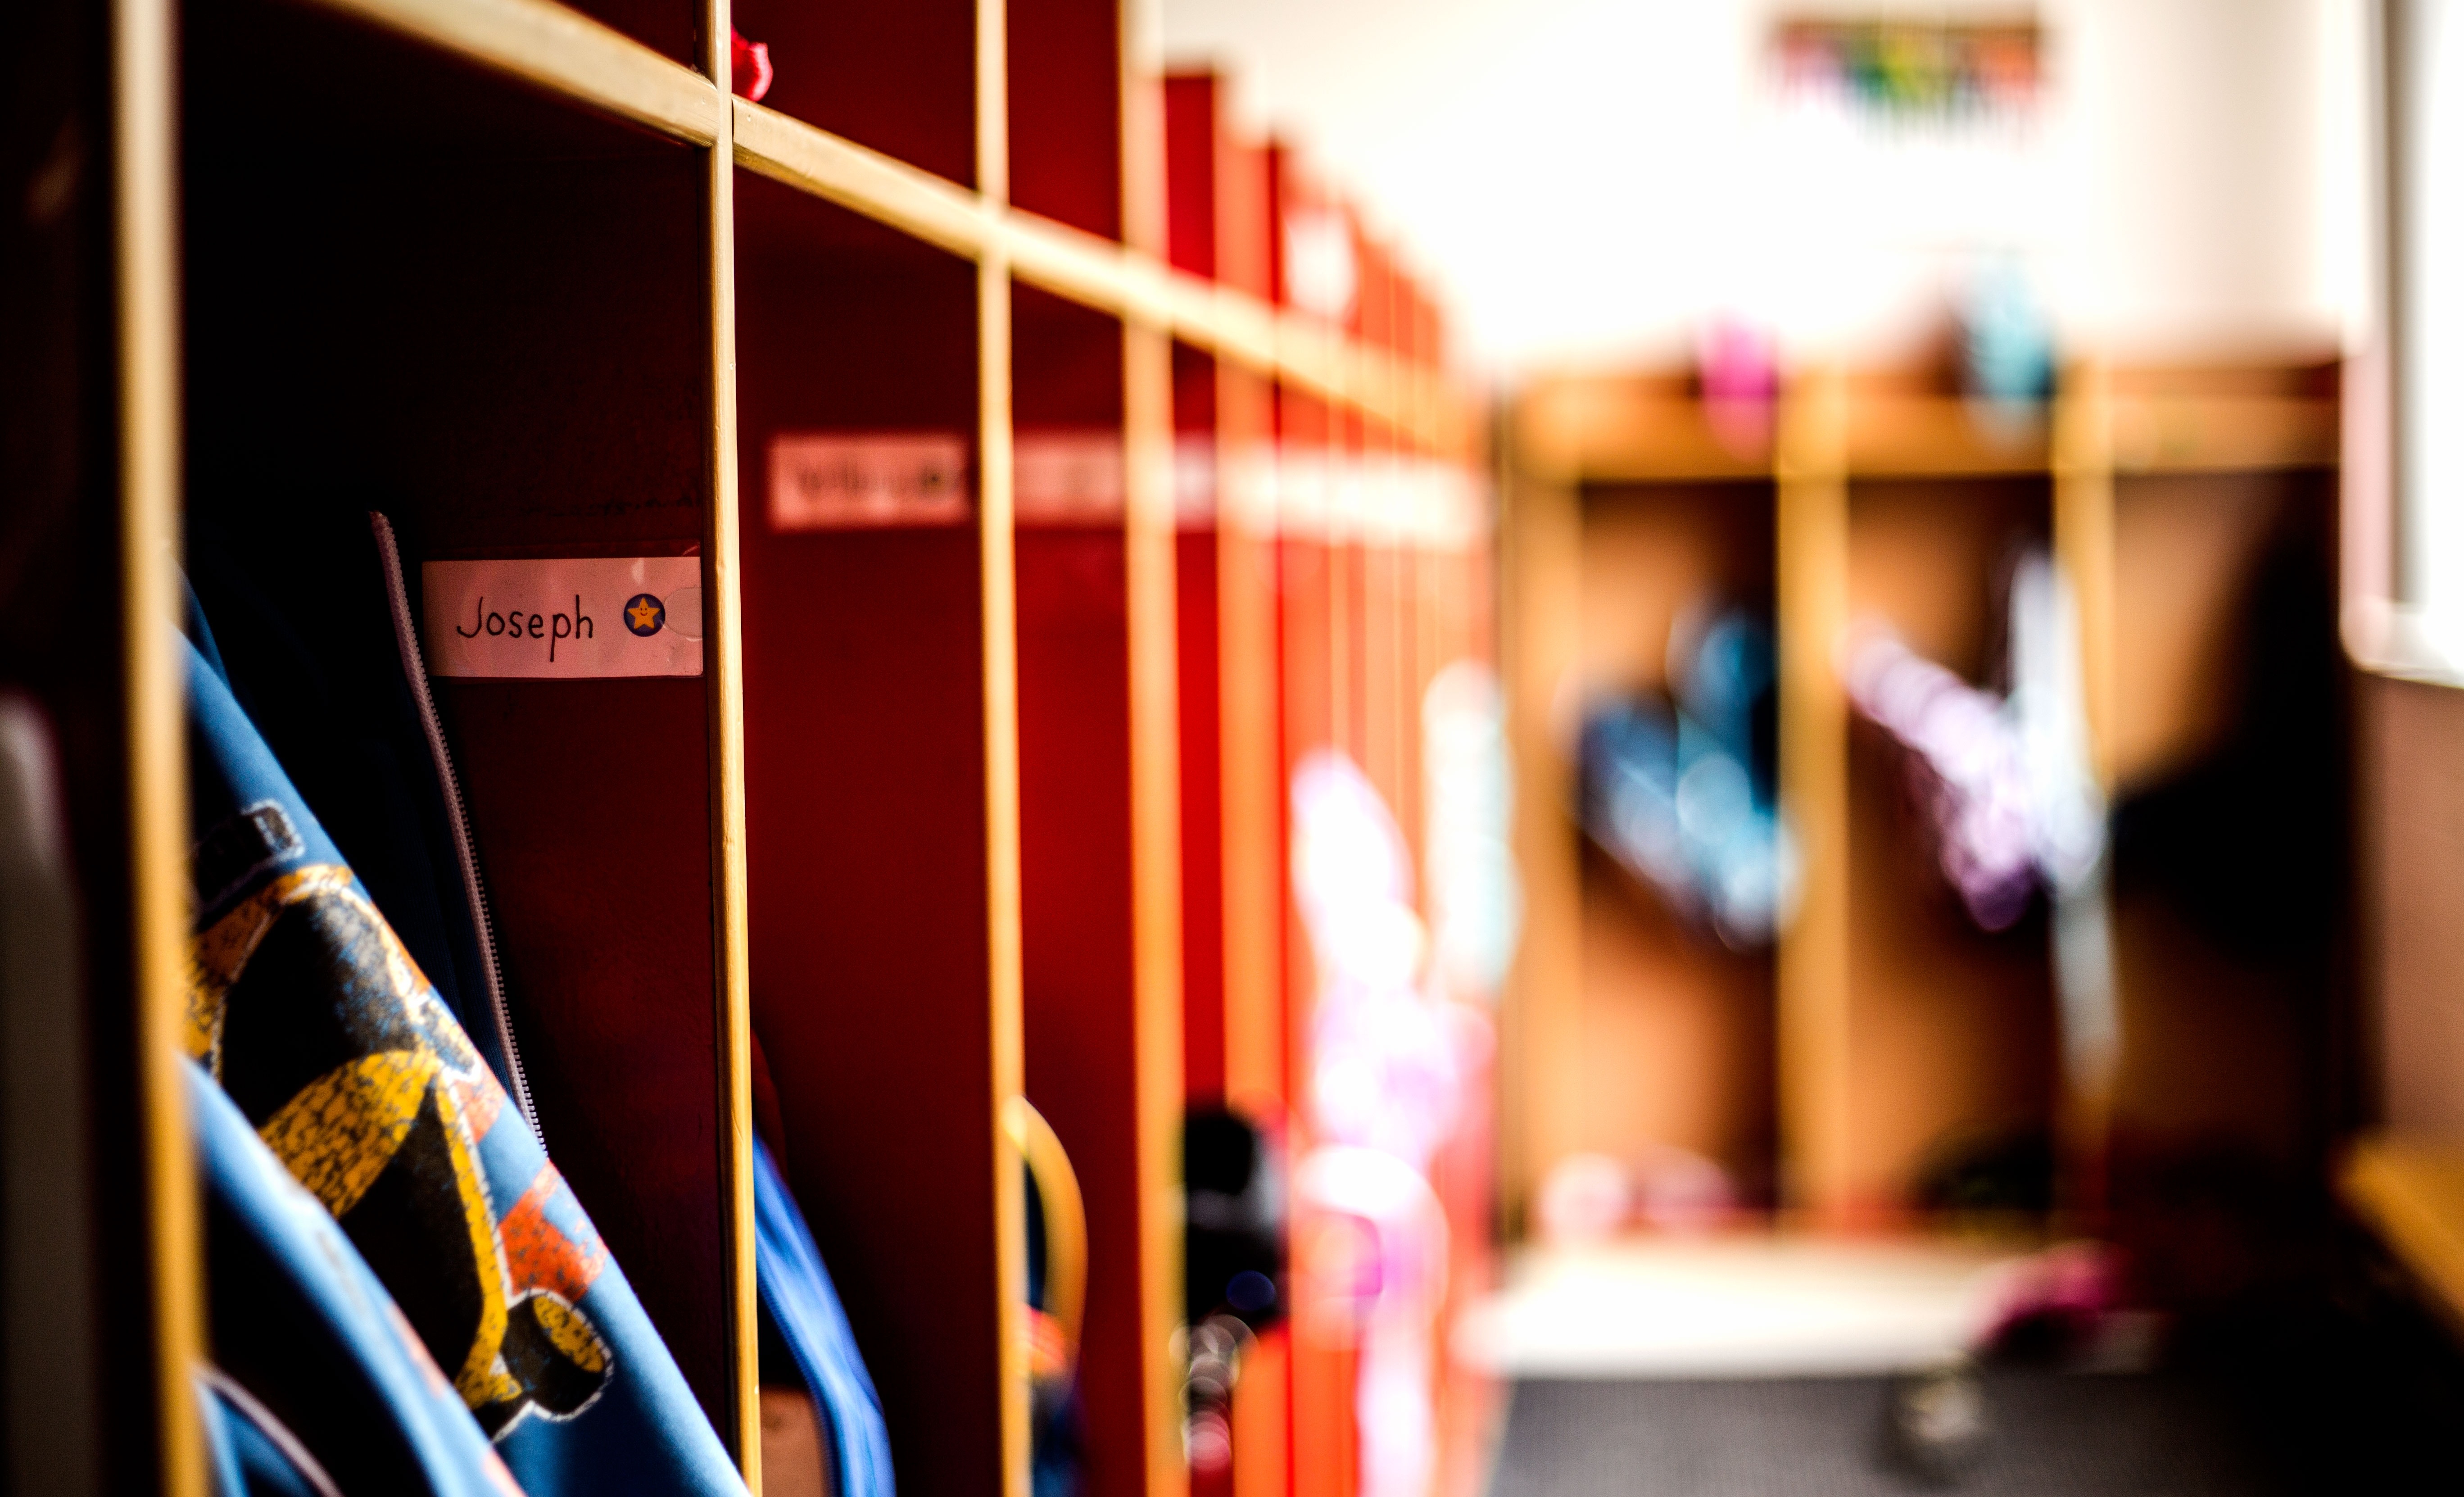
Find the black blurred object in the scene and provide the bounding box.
[1916,1130,2055,1219]
[1184,1107,1286,1331]
[2110,518,2342,965]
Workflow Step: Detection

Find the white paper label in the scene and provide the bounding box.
[422,558,703,679]
[770,432,968,529]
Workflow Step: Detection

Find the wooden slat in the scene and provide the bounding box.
[317,0,724,142]
[1847,394,2048,477]
[1775,369,1854,1221]
[697,0,757,1476]
[1514,375,2342,487]
[727,104,1470,445]
[733,100,994,261]
[1511,377,1769,484]
[117,0,208,1486]
[2110,393,2340,474]
[288,0,1474,446]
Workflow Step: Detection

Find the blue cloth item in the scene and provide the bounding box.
[185,506,521,1102]
[753,1136,893,1497]
[183,634,749,1497]
[192,1063,516,1497]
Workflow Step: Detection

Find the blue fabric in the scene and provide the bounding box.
[753,1137,893,1497]
[185,506,521,1099]
[184,635,748,1497]
[193,1064,516,1497]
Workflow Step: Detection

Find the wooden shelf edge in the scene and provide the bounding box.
[313,0,724,143]
[1512,381,2341,485]
[287,0,1476,443]
[733,99,992,261]
[2341,1134,2464,1334]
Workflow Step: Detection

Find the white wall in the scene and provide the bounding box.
[1161,0,2372,373]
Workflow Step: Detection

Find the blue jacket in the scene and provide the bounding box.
[192,1056,519,1497]
[185,633,748,1495]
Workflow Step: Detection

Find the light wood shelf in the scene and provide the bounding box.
[1514,372,2336,486]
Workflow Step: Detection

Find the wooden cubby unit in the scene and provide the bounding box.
[1506,361,2343,1233]
[181,0,749,1446]
[31,0,1484,1487]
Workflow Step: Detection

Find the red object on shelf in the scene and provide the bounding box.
[731,28,773,102]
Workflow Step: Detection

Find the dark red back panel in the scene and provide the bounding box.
[1009,0,1122,236]
[1165,74,1219,278]
[1179,530,1226,1101]
[1014,271,1150,1497]
[734,0,977,186]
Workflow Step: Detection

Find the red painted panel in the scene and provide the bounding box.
[1009,0,1122,236]
[734,0,977,187]
[1180,530,1227,1102]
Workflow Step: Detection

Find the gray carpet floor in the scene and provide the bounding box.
[1486,1374,2286,1497]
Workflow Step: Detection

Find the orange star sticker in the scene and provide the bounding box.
[627,598,661,632]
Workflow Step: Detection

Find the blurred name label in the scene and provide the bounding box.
[770,431,968,529]
[1016,432,1124,524]
[422,557,703,679]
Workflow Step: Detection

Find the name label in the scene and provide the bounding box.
[770,432,969,529]
[422,558,703,679]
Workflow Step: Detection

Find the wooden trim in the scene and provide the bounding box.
[317,0,724,142]
[977,0,1028,1485]
[2109,393,2340,474]
[698,0,759,1480]
[1496,455,1582,1230]
[2051,360,2118,1218]
[1509,373,2341,487]
[1774,368,1853,1220]
[117,0,206,1487]
[1119,14,1189,1495]
[1125,321,1191,1497]
[1846,394,2047,477]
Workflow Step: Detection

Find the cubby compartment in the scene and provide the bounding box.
[1841,475,2060,1215]
[1570,480,1780,1209]
[1013,282,1157,1497]
[2104,459,2345,1264]
[734,173,1011,1497]
[180,0,742,1442]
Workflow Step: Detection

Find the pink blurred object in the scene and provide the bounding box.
[1697,317,1778,456]
[1633,1146,1737,1234]
[1974,1240,2161,1369]
[1535,1152,1631,1244]
[731,28,773,101]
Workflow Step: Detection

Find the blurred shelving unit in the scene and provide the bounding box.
[36,0,1484,1492]
[1503,360,2342,1234]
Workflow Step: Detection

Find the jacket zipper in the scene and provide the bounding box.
[370,512,538,1133]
